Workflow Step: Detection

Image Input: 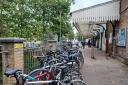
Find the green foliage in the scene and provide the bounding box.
[76,32,83,41]
[65,27,74,40]
[0,0,74,41]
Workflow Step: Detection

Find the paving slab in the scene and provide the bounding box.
[81,46,128,85]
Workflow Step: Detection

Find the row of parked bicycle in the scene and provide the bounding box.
[4,43,86,85]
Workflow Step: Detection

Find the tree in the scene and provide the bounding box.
[0,0,74,41]
[76,32,83,41]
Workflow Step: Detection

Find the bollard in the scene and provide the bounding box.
[47,40,57,51]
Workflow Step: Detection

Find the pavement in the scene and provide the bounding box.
[81,46,128,85]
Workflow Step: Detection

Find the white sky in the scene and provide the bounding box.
[70,0,112,12]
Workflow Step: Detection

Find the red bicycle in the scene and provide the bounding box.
[4,62,65,85]
[4,68,53,85]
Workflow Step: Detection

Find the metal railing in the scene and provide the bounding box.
[0,45,3,85]
[24,47,45,73]
[0,45,9,85]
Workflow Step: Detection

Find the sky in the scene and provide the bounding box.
[70,0,112,12]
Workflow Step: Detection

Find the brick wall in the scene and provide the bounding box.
[116,0,128,58]
[120,0,128,29]
[116,46,127,58]
[3,43,24,85]
[14,48,24,70]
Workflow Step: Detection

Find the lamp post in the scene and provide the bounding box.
[59,11,62,42]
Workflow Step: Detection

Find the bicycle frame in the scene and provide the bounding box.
[14,69,53,85]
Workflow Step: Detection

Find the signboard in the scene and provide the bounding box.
[14,43,23,48]
[117,28,126,46]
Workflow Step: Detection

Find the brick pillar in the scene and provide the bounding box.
[47,40,57,51]
[0,38,25,85]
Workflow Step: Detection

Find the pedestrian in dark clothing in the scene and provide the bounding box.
[88,40,91,47]
[92,38,96,47]
[81,41,85,49]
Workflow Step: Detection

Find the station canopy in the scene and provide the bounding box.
[71,0,120,36]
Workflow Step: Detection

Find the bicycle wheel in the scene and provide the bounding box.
[28,69,53,85]
[77,51,84,69]
[71,79,87,85]
[79,51,84,64]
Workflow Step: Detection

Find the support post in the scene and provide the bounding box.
[91,38,96,59]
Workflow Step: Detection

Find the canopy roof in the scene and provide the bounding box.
[71,0,120,23]
[71,0,120,37]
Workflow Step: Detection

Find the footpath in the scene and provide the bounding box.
[81,46,128,85]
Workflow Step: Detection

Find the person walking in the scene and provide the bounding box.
[81,41,85,49]
[87,39,91,47]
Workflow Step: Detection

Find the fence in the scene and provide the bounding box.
[0,45,3,85]
[0,45,45,85]
[0,45,9,85]
[24,47,46,73]
[0,42,53,84]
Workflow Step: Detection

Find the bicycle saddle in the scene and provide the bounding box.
[63,77,71,83]
[4,68,22,77]
[69,50,78,54]
[60,54,68,58]
[70,53,79,57]
[68,53,79,60]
